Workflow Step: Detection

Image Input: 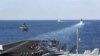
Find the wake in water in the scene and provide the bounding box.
[29,21,85,44]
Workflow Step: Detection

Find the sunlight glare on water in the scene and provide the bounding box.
[29,21,85,44]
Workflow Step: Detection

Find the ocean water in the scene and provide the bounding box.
[0,20,100,52]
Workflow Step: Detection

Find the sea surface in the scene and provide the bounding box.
[0,20,100,52]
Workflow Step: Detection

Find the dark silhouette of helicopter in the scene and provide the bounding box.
[20,23,28,32]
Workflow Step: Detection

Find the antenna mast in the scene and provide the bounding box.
[76,28,80,54]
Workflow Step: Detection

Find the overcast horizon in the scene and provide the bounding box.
[0,0,100,20]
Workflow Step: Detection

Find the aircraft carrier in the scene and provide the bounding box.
[1,40,99,56]
[0,40,60,56]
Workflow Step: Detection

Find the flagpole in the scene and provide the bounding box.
[76,27,79,54]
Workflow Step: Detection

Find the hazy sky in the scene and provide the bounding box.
[0,0,100,20]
